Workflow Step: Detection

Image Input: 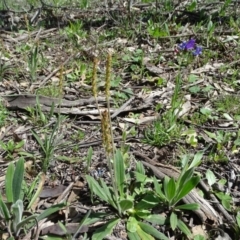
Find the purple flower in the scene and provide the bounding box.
[178,39,196,51]
[177,39,203,57]
[192,46,203,56]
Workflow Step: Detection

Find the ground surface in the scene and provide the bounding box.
[1,0,240,239]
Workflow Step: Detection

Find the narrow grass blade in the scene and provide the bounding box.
[0,193,11,220]
[92,218,120,240]
[37,202,66,221]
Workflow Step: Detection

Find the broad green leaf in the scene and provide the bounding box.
[127,231,141,240]
[166,178,176,203]
[174,176,200,205]
[37,202,66,221]
[170,212,178,230]
[119,199,133,212]
[222,199,231,211]
[135,209,151,219]
[99,179,117,209]
[163,176,170,201]
[127,217,138,233]
[114,150,125,198]
[136,161,145,175]
[174,203,199,210]
[145,214,166,225]
[92,218,120,240]
[136,225,154,240]
[194,234,206,240]
[177,167,195,189]
[12,158,24,202]
[138,222,169,240]
[135,193,159,210]
[134,172,149,183]
[206,170,216,187]
[86,175,108,203]
[178,219,192,237]
[5,162,14,203]
[0,194,10,220]
[153,177,166,200]
[189,151,203,169]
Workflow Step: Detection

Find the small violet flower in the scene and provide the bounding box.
[178,39,202,56]
[192,46,203,56]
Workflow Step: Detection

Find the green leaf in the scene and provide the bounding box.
[145,214,166,225]
[170,212,178,230]
[138,222,169,240]
[174,203,199,210]
[99,178,117,209]
[73,210,91,240]
[127,231,141,240]
[86,175,108,203]
[194,234,206,240]
[114,150,125,198]
[174,176,200,205]
[189,151,203,169]
[119,199,133,212]
[166,178,176,203]
[222,199,231,211]
[92,218,120,240]
[37,202,66,221]
[237,213,240,227]
[127,217,138,233]
[0,194,11,220]
[206,169,216,187]
[177,219,192,237]
[153,177,166,200]
[12,158,24,202]
[136,161,145,175]
[163,176,170,201]
[135,193,159,210]
[5,162,14,203]
[136,225,154,240]
[134,172,149,183]
[27,173,45,210]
